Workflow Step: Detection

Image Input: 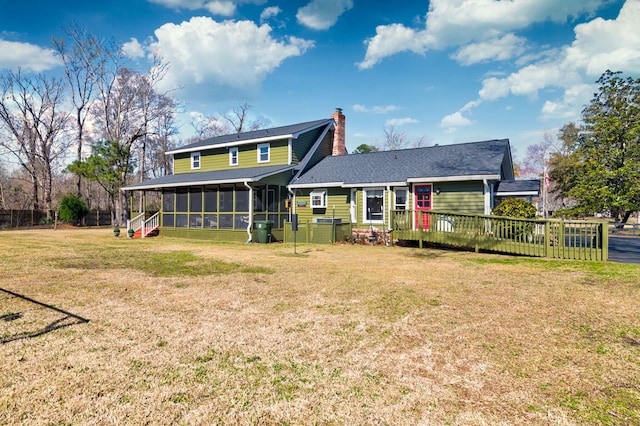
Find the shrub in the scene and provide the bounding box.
[492,198,537,219]
[59,194,89,224]
[492,198,537,240]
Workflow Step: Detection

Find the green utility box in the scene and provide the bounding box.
[255,220,274,243]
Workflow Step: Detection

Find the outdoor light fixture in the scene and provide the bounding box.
[435,188,441,195]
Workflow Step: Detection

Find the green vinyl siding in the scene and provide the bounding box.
[431,181,485,214]
[295,188,351,222]
[173,138,291,174]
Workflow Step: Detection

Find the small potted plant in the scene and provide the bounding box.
[113,226,120,237]
[127,228,135,238]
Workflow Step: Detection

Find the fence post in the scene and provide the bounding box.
[544,221,550,258]
[601,222,608,261]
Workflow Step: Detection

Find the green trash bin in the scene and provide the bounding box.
[255,220,274,243]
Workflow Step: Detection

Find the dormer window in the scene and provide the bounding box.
[229,147,238,166]
[257,143,270,163]
[191,152,201,170]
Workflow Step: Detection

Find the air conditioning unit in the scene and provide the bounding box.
[313,217,342,224]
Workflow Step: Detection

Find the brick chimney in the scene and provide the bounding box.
[331,107,346,156]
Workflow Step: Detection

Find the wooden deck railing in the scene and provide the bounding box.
[391,210,608,261]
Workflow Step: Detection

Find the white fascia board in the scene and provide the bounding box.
[288,181,344,189]
[342,182,406,188]
[166,134,294,155]
[123,177,255,191]
[407,174,500,183]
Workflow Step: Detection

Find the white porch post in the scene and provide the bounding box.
[483,179,491,215]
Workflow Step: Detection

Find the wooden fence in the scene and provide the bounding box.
[392,211,608,261]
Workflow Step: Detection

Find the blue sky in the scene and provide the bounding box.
[1,0,639,161]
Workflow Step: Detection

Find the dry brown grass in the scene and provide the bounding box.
[1,228,639,425]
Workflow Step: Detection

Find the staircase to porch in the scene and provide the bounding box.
[127,212,160,238]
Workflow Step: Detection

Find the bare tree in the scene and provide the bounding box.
[52,23,100,197]
[0,69,71,215]
[221,101,270,133]
[383,124,407,150]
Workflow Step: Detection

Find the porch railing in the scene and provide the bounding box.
[127,212,160,238]
[391,210,608,261]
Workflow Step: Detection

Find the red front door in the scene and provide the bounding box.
[414,184,432,229]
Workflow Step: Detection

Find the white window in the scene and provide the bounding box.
[257,143,270,163]
[229,147,238,166]
[310,190,327,208]
[191,152,201,169]
[364,188,384,223]
[394,187,408,210]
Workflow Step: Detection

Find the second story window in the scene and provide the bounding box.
[229,147,239,166]
[191,152,201,170]
[257,143,270,163]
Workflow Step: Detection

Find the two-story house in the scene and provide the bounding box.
[122,109,346,242]
[123,108,539,242]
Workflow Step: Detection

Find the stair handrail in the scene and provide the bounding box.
[141,212,159,238]
[127,213,145,233]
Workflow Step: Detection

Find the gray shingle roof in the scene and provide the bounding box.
[167,119,332,153]
[290,139,511,187]
[495,179,540,195]
[123,165,295,191]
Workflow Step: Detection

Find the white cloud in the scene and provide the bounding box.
[440,111,473,133]
[385,117,418,126]
[151,17,314,94]
[358,24,431,69]
[476,0,640,119]
[358,0,605,68]
[565,0,640,76]
[452,33,527,65]
[260,6,281,23]
[122,38,146,59]
[0,39,60,72]
[148,0,273,16]
[296,0,353,30]
[352,104,400,114]
[205,1,236,16]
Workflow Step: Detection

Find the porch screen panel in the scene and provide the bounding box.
[176,191,188,212]
[219,188,233,212]
[190,189,202,212]
[204,189,217,212]
[163,193,174,211]
[235,187,249,229]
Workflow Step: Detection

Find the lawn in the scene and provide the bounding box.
[1,228,639,425]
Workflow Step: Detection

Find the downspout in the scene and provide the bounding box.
[244,181,253,243]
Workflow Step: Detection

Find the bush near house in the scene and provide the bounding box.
[492,198,537,240]
[492,198,537,219]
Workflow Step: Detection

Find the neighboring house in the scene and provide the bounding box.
[123,109,539,242]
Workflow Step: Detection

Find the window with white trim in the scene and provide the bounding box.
[257,143,270,163]
[310,190,327,208]
[394,187,408,210]
[364,188,384,223]
[229,147,238,166]
[191,152,201,169]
